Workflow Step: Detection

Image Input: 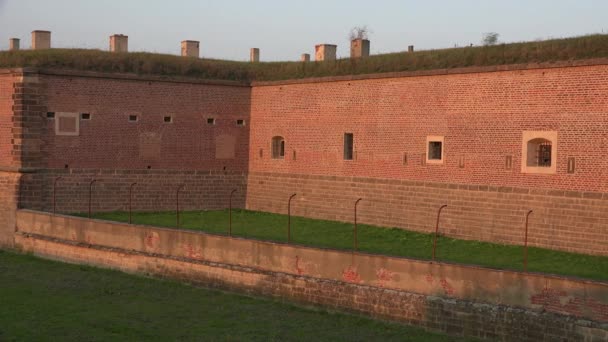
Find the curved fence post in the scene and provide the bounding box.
[176,184,186,228]
[524,210,533,272]
[354,198,363,251]
[129,182,137,224]
[287,193,297,243]
[53,176,62,215]
[432,204,448,261]
[88,179,97,218]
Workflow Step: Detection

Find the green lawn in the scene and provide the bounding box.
[0,250,469,341]
[82,209,608,282]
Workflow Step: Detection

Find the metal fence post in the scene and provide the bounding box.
[129,182,137,224]
[287,193,297,243]
[229,189,237,236]
[88,179,97,218]
[432,204,448,261]
[354,198,363,251]
[53,176,62,215]
[176,184,185,228]
[524,210,533,272]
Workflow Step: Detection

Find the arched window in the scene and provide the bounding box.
[526,138,552,167]
[271,136,285,159]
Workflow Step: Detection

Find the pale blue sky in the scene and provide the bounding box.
[0,0,606,61]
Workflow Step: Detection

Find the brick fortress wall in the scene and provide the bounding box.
[248,63,608,256]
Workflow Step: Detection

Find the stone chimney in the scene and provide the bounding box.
[350,39,370,58]
[109,34,128,53]
[31,30,51,50]
[9,38,20,51]
[250,48,260,62]
[408,45,414,53]
[315,44,337,61]
[301,53,310,62]
[181,40,199,58]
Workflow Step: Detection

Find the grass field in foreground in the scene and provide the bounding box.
[0,250,470,342]
[82,209,608,282]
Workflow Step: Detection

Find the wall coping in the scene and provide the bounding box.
[2,57,608,87]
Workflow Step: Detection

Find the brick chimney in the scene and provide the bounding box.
[9,38,20,51]
[408,45,414,53]
[181,40,199,58]
[350,39,370,58]
[250,48,260,62]
[315,44,337,61]
[31,30,51,50]
[109,34,128,53]
[301,53,310,62]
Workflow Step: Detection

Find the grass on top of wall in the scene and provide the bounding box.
[0,250,469,341]
[1,34,608,82]
[80,209,608,282]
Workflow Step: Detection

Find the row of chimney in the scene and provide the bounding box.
[8,30,416,62]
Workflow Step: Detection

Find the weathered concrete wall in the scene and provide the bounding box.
[15,210,608,334]
[0,172,20,247]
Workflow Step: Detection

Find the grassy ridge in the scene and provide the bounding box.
[1,34,608,81]
[82,209,608,282]
[0,250,468,341]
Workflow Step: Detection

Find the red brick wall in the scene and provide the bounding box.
[0,74,15,167]
[41,74,251,172]
[249,64,608,192]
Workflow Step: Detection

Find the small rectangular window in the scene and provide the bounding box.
[428,142,442,160]
[129,115,138,122]
[236,119,245,126]
[46,112,55,119]
[207,118,216,125]
[567,157,576,174]
[164,116,173,123]
[80,113,91,120]
[344,133,354,160]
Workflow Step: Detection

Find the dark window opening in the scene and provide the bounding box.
[207,118,216,125]
[236,119,245,126]
[128,115,138,122]
[164,116,173,123]
[344,133,354,160]
[271,136,285,159]
[46,112,55,119]
[428,141,442,160]
[80,113,91,120]
[526,138,552,167]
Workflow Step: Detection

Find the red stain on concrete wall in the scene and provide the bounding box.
[144,232,160,252]
[294,255,305,275]
[531,287,608,321]
[342,265,362,284]
[182,243,203,260]
[375,267,394,287]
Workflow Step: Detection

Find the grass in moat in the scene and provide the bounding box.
[0,250,471,341]
[80,209,608,282]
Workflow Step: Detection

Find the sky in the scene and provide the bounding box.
[0,0,607,61]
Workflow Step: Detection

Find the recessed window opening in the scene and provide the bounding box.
[527,138,552,167]
[128,115,138,122]
[80,113,91,120]
[46,112,55,119]
[428,141,442,160]
[344,133,354,160]
[236,119,245,126]
[164,116,173,123]
[271,136,285,159]
[207,118,216,125]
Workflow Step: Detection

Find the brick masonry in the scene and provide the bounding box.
[1,61,608,255]
[246,172,608,256]
[14,210,608,341]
